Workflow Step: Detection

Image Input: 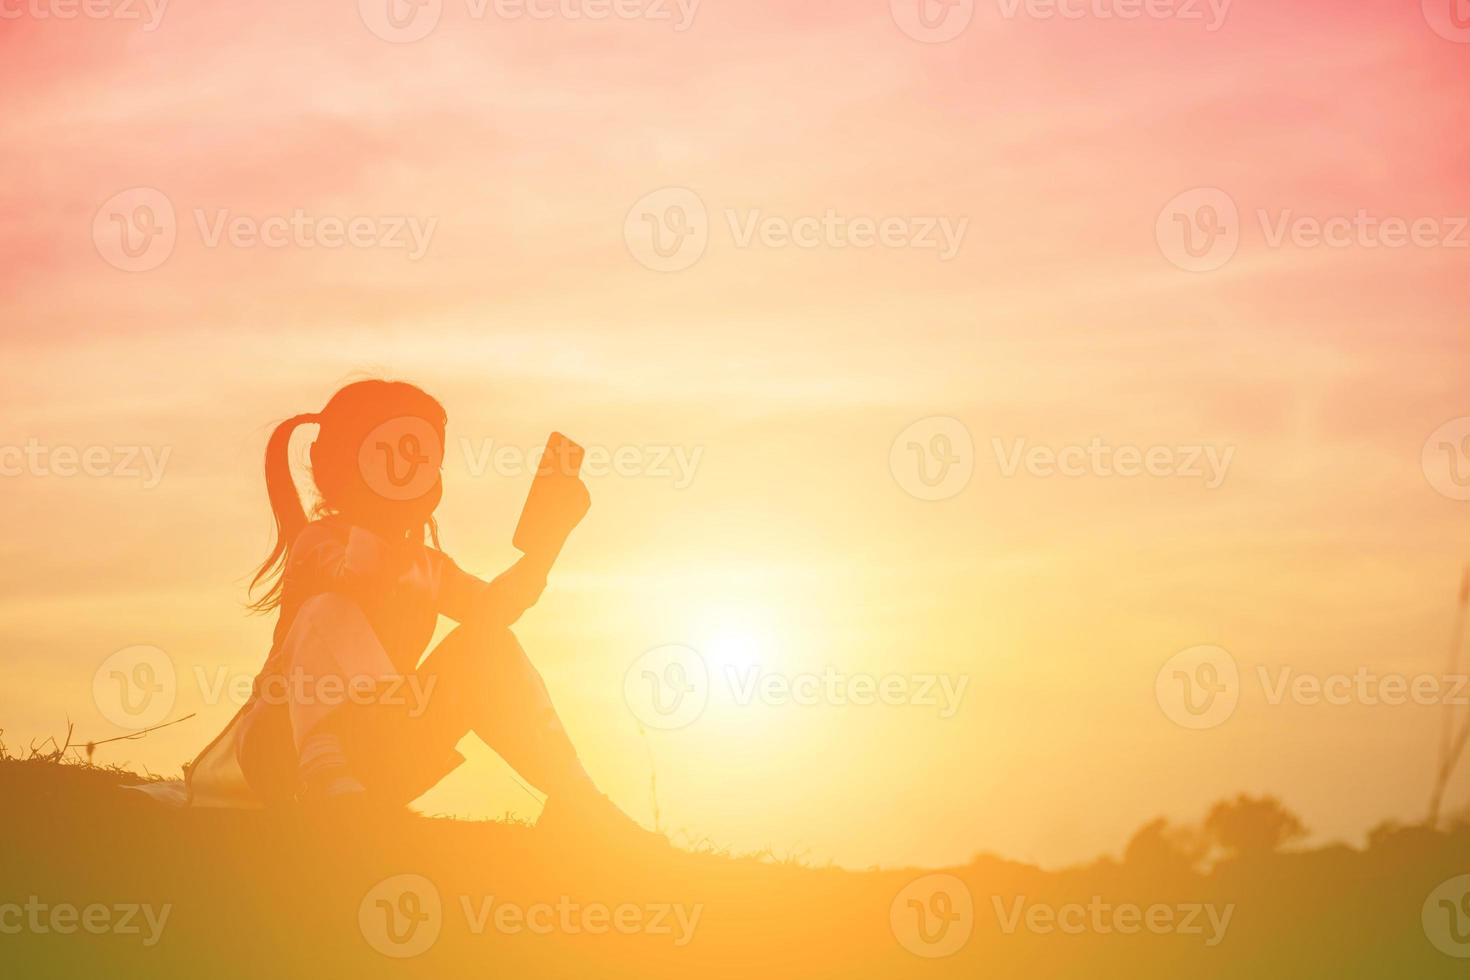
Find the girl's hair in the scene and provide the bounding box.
[248,380,447,613]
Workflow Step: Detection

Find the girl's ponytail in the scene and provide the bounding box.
[247,412,319,612]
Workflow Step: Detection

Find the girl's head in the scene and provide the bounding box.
[249,380,447,611]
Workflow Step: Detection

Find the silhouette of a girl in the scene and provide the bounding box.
[188,380,631,834]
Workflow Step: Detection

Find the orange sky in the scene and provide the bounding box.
[2,0,1469,870]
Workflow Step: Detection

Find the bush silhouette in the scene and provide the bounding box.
[1203,794,1307,860]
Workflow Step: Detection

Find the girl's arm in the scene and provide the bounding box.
[436,473,590,627]
[288,521,407,601]
[435,550,553,629]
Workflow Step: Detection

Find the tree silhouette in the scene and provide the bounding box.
[1203,795,1306,859]
[1124,817,1204,875]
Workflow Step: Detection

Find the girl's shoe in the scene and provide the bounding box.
[537,792,669,851]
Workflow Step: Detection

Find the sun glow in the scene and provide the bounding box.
[704,629,765,672]
[693,605,783,674]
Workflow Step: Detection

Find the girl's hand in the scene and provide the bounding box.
[545,475,591,546]
[564,476,591,525]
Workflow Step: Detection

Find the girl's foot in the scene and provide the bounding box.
[298,730,367,801]
[537,792,669,850]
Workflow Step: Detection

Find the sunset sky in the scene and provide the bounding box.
[2,0,1469,870]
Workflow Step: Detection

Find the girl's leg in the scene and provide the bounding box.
[264,592,407,802]
[412,620,599,804]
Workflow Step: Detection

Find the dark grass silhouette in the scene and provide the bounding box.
[3,753,1468,979]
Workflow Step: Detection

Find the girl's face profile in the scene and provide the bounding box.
[356,413,445,508]
[313,406,447,534]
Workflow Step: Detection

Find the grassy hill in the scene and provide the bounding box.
[1,755,1466,979]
